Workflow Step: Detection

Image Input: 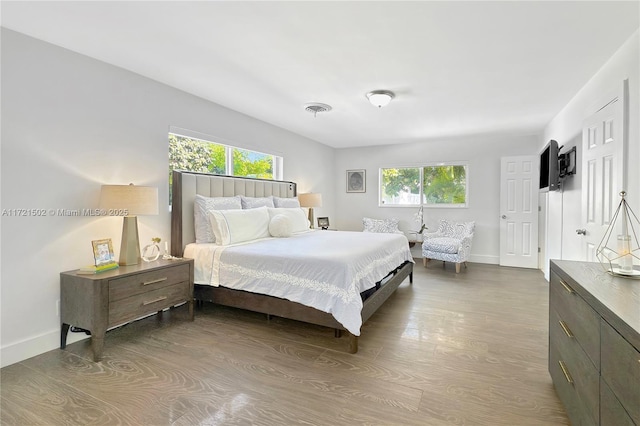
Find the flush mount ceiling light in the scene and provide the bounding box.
[304,103,332,117]
[366,90,395,108]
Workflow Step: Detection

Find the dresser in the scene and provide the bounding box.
[60,258,194,361]
[549,260,639,425]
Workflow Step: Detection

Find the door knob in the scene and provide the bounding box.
[576,229,586,235]
[501,215,507,219]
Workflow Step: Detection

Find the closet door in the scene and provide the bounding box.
[500,155,539,268]
[580,83,626,262]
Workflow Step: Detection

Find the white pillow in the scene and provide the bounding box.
[194,195,242,243]
[362,217,402,234]
[267,208,310,233]
[208,206,270,246]
[273,196,301,208]
[269,214,293,237]
[240,196,275,209]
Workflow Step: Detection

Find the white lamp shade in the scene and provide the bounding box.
[100,184,159,216]
[367,90,395,108]
[298,192,323,208]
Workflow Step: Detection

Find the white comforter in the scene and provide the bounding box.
[184,230,414,335]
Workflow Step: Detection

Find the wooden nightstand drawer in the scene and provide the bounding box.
[109,282,190,326]
[601,319,640,424]
[109,263,190,302]
[550,270,600,368]
[549,307,599,425]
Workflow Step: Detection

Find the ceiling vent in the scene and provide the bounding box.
[304,103,332,117]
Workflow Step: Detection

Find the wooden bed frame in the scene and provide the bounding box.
[170,170,413,353]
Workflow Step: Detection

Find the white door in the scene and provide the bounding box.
[580,85,626,261]
[500,156,539,268]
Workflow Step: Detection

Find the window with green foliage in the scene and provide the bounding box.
[168,133,282,202]
[380,168,421,205]
[169,133,281,177]
[169,134,225,175]
[380,164,468,207]
[232,148,274,179]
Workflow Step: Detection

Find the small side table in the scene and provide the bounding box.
[408,240,423,248]
[60,258,194,361]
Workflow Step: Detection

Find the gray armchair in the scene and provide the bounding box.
[422,219,475,273]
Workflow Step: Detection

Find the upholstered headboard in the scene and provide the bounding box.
[170,170,297,256]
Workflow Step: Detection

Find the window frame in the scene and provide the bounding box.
[169,131,283,180]
[378,162,469,208]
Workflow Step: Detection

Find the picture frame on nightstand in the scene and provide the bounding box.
[92,238,116,267]
[317,217,330,230]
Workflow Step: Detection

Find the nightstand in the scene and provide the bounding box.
[60,258,194,361]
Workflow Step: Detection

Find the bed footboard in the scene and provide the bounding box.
[194,260,413,353]
[361,261,412,324]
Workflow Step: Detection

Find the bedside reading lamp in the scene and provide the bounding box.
[100,184,159,266]
[299,192,322,229]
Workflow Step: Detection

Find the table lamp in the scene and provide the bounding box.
[298,193,322,229]
[100,184,159,265]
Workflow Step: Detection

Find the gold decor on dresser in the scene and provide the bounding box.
[596,191,640,277]
[141,237,162,262]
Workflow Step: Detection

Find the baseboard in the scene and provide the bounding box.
[469,254,500,264]
[1,328,88,368]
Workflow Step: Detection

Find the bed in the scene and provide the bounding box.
[170,170,414,353]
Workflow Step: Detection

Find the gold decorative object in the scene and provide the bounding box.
[596,191,640,277]
[141,237,161,262]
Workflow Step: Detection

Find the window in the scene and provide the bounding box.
[169,133,282,180]
[231,148,274,179]
[380,164,468,207]
[380,167,421,205]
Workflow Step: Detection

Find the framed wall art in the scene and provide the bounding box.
[346,169,366,193]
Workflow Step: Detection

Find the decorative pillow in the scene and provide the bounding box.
[240,196,275,209]
[194,195,242,243]
[269,214,293,237]
[456,221,476,237]
[208,206,270,246]
[362,217,401,234]
[272,196,301,208]
[439,219,475,238]
[267,207,310,233]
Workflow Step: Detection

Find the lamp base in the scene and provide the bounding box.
[308,207,315,229]
[119,216,141,266]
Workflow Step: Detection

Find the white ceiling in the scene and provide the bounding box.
[2,1,639,148]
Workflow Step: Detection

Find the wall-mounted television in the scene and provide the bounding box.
[539,141,577,192]
[540,139,560,192]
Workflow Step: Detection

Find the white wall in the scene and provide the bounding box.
[0,29,335,367]
[334,134,540,263]
[541,30,640,277]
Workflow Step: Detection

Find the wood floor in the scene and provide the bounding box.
[1,262,569,425]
